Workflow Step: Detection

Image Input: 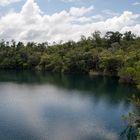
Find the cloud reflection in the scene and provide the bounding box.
[0,83,122,140]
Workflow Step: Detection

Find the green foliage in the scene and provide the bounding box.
[0,31,140,89]
[121,96,140,140]
[119,67,137,84]
[129,95,140,107]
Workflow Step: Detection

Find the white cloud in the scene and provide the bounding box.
[69,6,94,17]
[0,0,21,6]
[132,2,140,5]
[102,9,119,16]
[0,0,139,43]
[61,0,81,2]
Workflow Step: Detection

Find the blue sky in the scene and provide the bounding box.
[1,0,140,15]
[0,0,140,42]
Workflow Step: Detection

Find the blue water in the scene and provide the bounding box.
[0,71,139,140]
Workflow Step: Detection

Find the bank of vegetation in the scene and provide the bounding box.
[0,31,140,89]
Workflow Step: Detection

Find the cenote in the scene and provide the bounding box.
[0,70,139,140]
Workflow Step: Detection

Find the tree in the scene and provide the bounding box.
[123,31,136,41]
[105,31,123,47]
[92,31,102,47]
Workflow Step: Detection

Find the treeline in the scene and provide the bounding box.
[0,31,140,89]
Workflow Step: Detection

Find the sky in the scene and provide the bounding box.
[0,0,140,43]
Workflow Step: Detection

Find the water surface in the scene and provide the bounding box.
[0,71,139,140]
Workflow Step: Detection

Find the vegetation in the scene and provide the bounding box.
[0,31,140,89]
[121,95,140,140]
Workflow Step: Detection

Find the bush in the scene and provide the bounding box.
[119,67,137,84]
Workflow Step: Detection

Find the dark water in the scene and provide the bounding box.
[0,70,139,140]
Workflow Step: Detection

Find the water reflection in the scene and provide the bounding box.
[0,70,139,140]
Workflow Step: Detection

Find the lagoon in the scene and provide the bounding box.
[0,71,139,140]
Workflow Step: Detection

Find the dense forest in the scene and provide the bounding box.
[0,31,140,89]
